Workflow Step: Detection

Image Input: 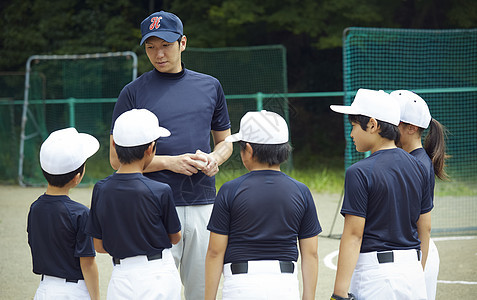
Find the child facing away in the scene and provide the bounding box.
[27,127,100,299]
[391,89,449,300]
[85,109,182,300]
[205,110,322,300]
[329,89,432,300]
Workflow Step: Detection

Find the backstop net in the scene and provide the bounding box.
[17,52,137,186]
[342,27,477,235]
[183,45,289,172]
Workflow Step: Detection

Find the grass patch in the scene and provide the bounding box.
[285,168,344,194]
[435,180,477,197]
[215,166,345,194]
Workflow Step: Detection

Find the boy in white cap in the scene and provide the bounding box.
[205,110,322,300]
[86,109,182,299]
[329,88,432,300]
[28,128,100,299]
[391,90,449,300]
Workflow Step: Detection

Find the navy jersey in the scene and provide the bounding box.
[27,194,95,280]
[85,173,181,259]
[208,170,322,263]
[410,148,435,201]
[341,148,433,253]
[111,67,231,206]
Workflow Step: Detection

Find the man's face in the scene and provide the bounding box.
[144,36,186,73]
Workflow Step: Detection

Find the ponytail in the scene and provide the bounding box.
[423,119,450,180]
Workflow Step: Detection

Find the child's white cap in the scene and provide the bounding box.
[330,88,401,126]
[225,110,289,144]
[390,90,431,129]
[113,109,170,147]
[40,128,100,175]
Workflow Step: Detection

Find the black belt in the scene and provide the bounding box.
[230,261,294,275]
[113,252,163,265]
[41,274,79,283]
[377,250,421,264]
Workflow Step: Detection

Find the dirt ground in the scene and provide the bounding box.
[1,185,476,299]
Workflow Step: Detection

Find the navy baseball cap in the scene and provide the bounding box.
[140,11,183,45]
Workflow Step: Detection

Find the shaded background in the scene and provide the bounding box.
[1,0,476,171]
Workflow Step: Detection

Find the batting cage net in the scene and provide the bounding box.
[16,52,137,186]
[342,27,477,235]
[183,45,289,172]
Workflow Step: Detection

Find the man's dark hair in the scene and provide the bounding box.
[239,141,292,166]
[115,141,156,164]
[348,114,400,144]
[42,164,85,187]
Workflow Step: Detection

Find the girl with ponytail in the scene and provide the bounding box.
[391,90,449,300]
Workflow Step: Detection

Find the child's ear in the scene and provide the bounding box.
[245,143,254,156]
[146,141,155,155]
[73,172,82,185]
[368,118,379,133]
[407,124,419,134]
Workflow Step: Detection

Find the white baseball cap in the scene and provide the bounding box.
[390,90,432,129]
[225,110,289,144]
[113,109,170,147]
[330,88,401,126]
[40,128,100,175]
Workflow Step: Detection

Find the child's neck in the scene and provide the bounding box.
[246,161,281,172]
[402,138,423,154]
[371,138,397,154]
[45,184,72,196]
[117,160,147,174]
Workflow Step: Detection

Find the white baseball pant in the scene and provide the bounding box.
[424,238,439,300]
[172,204,213,300]
[221,260,300,300]
[349,249,427,300]
[106,249,181,300]
[34,275,90,300]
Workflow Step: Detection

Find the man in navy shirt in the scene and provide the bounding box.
[330,89,431,300]
[205,110,322,300]
[28,128,100,299]
[109,11,232,300]
[87,109,182,299]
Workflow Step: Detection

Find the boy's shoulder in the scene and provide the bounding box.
[94,172,172,194]
[223,170,309,191]
[30,194,89,216]
[347,148,427,180]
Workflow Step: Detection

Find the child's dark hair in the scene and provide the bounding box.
[115,141,156,164]
[348,114,400,144]
[239,141,292,166]
[416,119,449,180]
[42,164,85,187]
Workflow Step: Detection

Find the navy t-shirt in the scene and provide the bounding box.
[410,147,435,201]
[85,173,181,259]
[27,194,95,280]
[111,67,231,206]
[208,170,322,263]
[341,148,433,253]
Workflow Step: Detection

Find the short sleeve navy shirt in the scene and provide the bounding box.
[207,170,322,263]
[341,148,433,253]
[410,148,435,201]
[111,67,231,206]
[27,194,95,280]
[85,173,181,259]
